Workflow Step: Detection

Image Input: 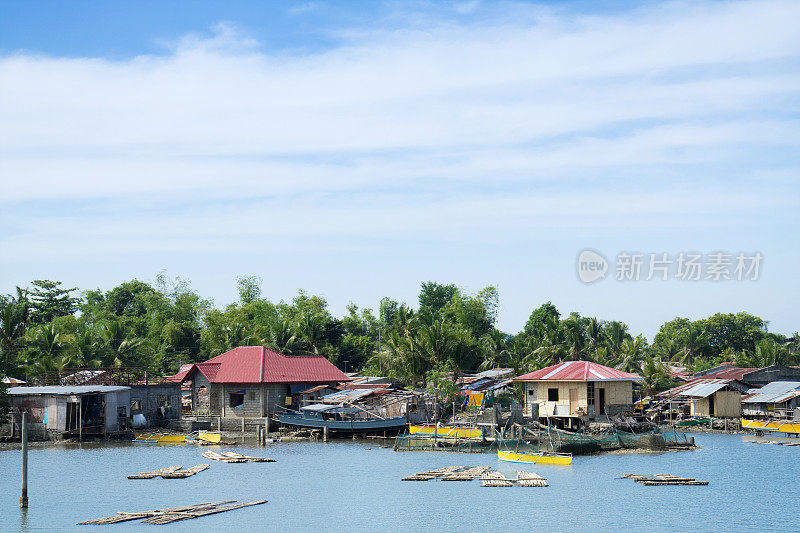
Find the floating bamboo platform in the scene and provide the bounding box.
[402,465,465,481]
[141,500,268,524]
[127,466,182,479]
[480,471,513,487]
[516,471,549,487]
[161,464,210,478]
[202,451,276,463]
[78,501,237,525]
[622,473,709,486]
[441,466,491,481]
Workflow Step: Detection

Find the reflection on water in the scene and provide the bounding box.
[0,434,797,532]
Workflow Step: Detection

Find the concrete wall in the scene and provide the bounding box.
[219,384,288,418]
[129,383,181,424]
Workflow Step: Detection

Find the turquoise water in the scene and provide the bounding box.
[0,433,797,532]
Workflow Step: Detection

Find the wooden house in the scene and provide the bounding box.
[514,361,642,428]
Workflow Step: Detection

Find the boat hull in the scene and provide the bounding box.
[409,425,482,438]
[134,433,186,443]
[742,419,800,434]
[497,450,572,465]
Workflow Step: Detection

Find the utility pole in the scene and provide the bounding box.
[20,412,28,509]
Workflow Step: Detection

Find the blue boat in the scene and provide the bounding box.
[278,404,407,434]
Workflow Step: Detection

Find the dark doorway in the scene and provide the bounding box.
[598,388,606,415]
[708,394,715,416]
[66,402,79,431]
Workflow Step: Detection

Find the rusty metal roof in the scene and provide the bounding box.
[742,381,800,404]
[514,361,642,382]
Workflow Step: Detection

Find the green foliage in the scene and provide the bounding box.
[28,280,79,325]
[418,282,458,315]
[1,277,795,388]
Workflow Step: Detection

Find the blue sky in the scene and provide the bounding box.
[1,0,798,339]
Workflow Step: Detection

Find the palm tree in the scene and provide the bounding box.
[618,336,647,373]
[562,316,587,361]
[100,319,144,367]
[639,355,673,397]
[602,321,629,357]
[679,323,708,368]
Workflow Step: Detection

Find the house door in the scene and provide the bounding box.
[569,389,578,414]
[598,388,606,415]
[708,394,715,416]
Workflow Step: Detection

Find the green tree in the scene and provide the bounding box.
[523,302,561,340]
[28,280,79,325]
[237,275,263,305]
[418,282,458,315]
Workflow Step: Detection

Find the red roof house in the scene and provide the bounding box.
[514,361,642,425]
[169,346,350,417]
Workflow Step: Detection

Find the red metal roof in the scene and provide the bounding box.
[696,366,757,381]
[168,346,350,384]
[514,361,642,382]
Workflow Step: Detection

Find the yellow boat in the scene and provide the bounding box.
[197,431,221,443]
[742,419,800,434]
[497,449,573,466]
[409,425,482,439]
[134,433,186,444]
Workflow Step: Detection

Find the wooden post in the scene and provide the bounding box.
[217,416,221,432]
[20,412,28,508]
[241,418,246,441]
[323,425,328,443]
[78,398,83,442]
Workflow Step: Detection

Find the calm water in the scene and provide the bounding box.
[0,433,797,532]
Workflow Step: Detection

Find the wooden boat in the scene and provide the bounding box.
[675,417,711,427]
[409,425,482,438]
[497,449,573,466]
[278,404,407,433]
[133,433,186,443]
[742,419,800,434]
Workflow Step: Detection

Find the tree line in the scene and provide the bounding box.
[1,276,798,401]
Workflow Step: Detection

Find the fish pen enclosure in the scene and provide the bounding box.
[394,426,694,454]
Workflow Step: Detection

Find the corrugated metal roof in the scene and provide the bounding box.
[8,385,130,395]
[514,361,642,382]
[320,388,387,404]
[742,381,800,404]
[167,346,350,384]
[659,378,733,398]
[696,365,757,381]
[300,403,338,412]
[680,381,728,398]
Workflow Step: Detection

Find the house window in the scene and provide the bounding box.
[229,392,245,408]
[130,400,142,412]
[247,390,256,401]
[528,389,535,395]
[548,388,559,402]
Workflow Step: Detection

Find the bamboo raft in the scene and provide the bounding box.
[480,471,513,487]
[79,501,236,524]
[127,466,182,479]
[441,466,491,481]
[161,464,210,478]
[622,473,709,486]
[516,471,549,487]
[202,451,276,463]
[402,465,465,481]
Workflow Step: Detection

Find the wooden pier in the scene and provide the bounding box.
[161,464,210,478]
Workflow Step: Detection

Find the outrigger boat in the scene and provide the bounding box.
[133,433,186,444]
[278,404,407,434]
[742,419,800,435]
[497,449,573,466]
[409,425,482,439]
[675,417,711,427]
